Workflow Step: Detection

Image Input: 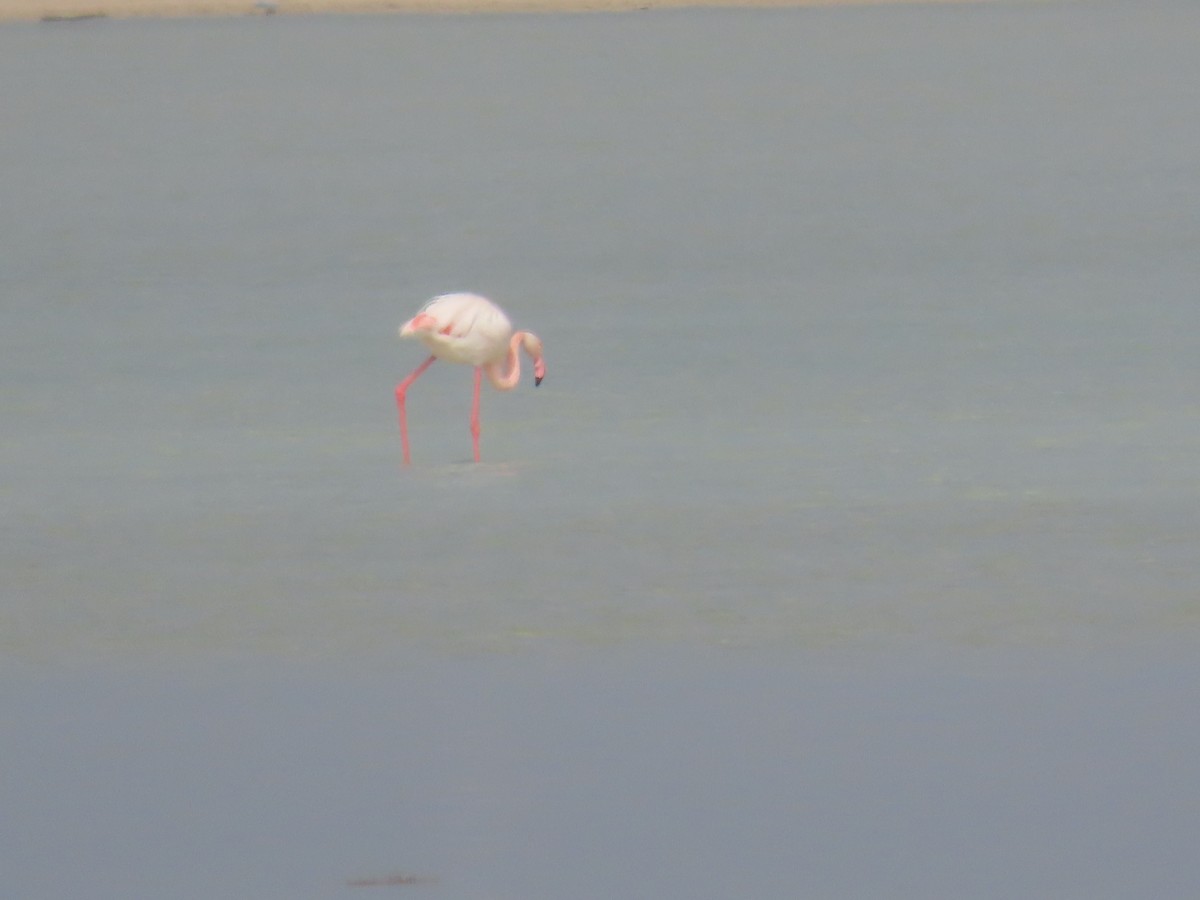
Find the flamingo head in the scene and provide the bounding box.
[522,332,546,386]
[399,312,438,338]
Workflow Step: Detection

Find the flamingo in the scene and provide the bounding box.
[396,292,545,464]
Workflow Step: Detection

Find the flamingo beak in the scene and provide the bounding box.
[534,358,546,387]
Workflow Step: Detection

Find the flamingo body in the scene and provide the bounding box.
[396,293,545,464]
[404,292,516,367]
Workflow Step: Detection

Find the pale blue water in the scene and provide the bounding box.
[2,2,1199,897]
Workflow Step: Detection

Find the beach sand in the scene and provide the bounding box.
[10,0,996,23]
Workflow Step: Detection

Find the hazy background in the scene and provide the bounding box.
[3,2,1199,897]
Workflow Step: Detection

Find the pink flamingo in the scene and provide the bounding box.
[396,293,546,464]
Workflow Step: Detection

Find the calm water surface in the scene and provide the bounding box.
[2,2,1199,897]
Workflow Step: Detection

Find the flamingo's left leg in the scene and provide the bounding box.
[396,355,436,465]
[470,366,483,463]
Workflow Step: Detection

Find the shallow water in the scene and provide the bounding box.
[3,2,1200,897]
[6,645,1200,899]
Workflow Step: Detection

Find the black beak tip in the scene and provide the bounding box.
[535,376,543,387]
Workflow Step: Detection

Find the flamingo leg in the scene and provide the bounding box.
[470,366,483,463]
[396,355,436,465]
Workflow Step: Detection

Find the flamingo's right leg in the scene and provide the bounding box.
[396,355,436,465]
[470,366,483,463]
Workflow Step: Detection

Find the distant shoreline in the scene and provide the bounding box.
[8,0,1004,24]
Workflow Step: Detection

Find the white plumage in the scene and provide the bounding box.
[404,292,515,367]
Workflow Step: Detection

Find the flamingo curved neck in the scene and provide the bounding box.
[483,332,529,391]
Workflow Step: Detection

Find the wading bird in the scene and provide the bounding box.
[396,293,545,464]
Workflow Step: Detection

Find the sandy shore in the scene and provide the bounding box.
[10,0,996,23]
